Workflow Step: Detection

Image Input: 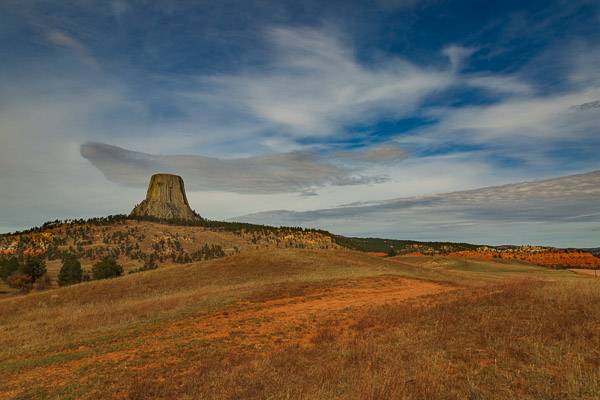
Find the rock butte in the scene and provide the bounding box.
[130,174,200,221]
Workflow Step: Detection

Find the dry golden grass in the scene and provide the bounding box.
[1,249,598,399]
[0,250,442,350]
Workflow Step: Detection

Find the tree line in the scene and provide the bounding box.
[0,254,125,293]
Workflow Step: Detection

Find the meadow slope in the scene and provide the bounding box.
[0,249,599,399]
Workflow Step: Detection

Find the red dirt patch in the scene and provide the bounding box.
[367,252,388,257]
[2,276,455,397]
[404,251,426,256]
[167,275,454,348]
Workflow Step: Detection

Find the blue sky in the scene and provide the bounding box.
[0,0,599,246]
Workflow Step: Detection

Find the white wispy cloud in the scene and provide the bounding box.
[442,45,477,72]
[463,75,533,96]
[232,170,600,246]
[193,26,455,137]
[80,142,408,194]
[44,29,99,69]
[438,91,600,140]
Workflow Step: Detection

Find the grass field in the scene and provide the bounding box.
[1,249,599,399]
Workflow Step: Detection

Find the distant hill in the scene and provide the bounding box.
[579,247,600,258]
[0,215,338,276]
[331,236,480,255]
[0,214,493,262]
[1,215,597,295]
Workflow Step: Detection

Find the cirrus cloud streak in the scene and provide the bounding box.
[232,170,600,246]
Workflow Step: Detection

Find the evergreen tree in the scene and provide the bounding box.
[0,255,20,282]
[58,255,83,286]
[19,256,47,282]
[91,257,123,280]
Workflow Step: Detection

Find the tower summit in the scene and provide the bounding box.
[130,174,200,221]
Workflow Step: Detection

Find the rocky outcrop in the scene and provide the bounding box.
[130,174,200,221]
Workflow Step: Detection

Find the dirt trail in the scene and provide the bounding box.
[3,276,456,396]
[168,275,455,348]
[568,268,599,277]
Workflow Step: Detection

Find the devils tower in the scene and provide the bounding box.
[130,174,200,220]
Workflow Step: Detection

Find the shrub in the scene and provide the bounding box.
[91,257,123,280]
[58,255,83,286]
[7,273,33,294]
[34,273,53,291]
[128,260,158,274]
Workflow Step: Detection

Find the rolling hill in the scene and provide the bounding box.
[1,246,599,399]
[1,215,597,298]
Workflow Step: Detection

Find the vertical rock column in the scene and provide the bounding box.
[130,174,200,220]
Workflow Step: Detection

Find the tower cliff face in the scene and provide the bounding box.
[130,174,200,220]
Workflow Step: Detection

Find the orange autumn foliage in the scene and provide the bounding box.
[447,249,599,268]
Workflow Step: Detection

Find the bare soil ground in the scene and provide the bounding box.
[166,275,454,349]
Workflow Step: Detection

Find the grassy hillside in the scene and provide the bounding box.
[0,216,486,297]
[1,249,598,399]
[0,216,339,290]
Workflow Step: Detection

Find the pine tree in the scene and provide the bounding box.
[0,256,20,282]
[58,255,83,286]
[19,256,47,282]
